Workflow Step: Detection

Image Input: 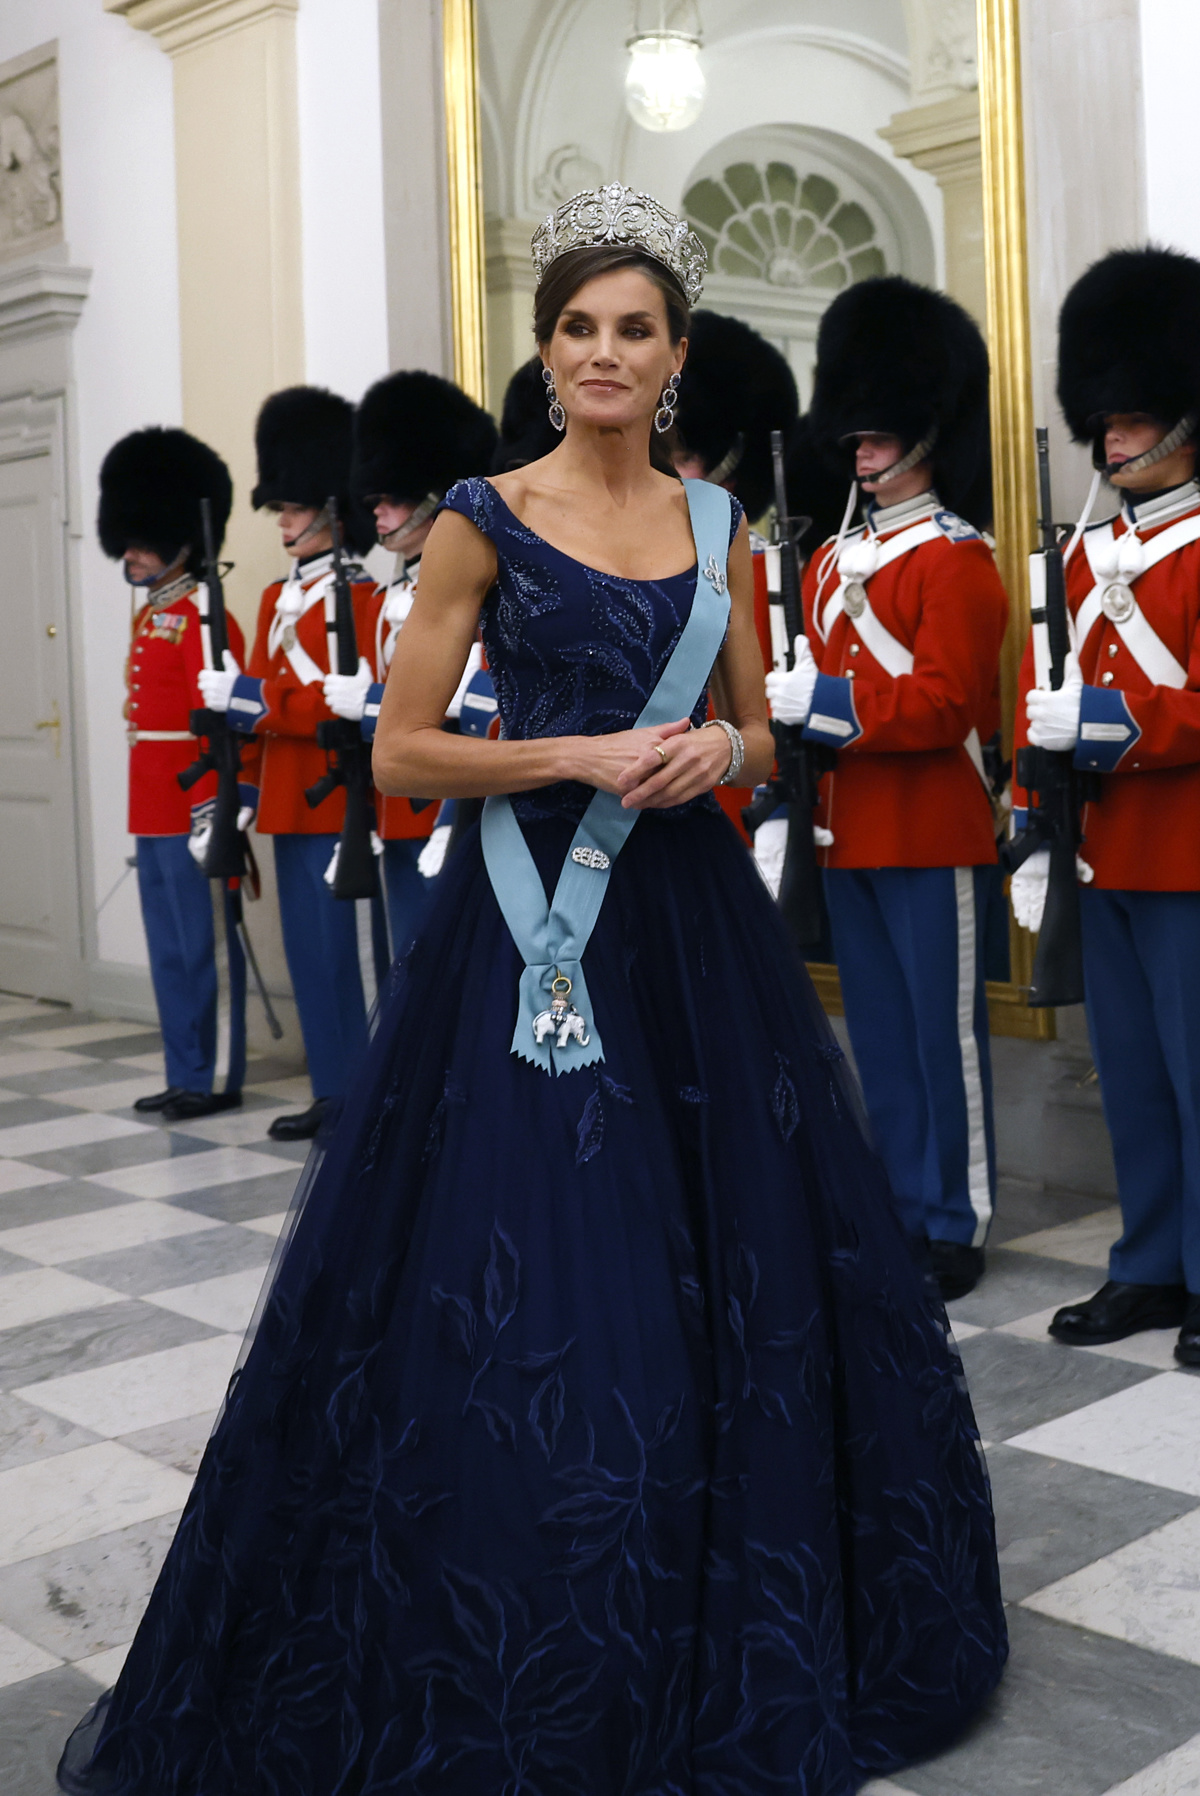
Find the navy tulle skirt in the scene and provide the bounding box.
[59,807,1006,1795]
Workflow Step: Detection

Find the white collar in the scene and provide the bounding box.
[1125,480,1200,531]
[865,488,940,536]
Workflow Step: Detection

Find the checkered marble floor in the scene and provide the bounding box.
[0,1003,1197,1793]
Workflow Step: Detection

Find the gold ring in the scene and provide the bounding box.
[654,744,668,765]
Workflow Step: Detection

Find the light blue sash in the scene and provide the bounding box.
[481,479,733,1075]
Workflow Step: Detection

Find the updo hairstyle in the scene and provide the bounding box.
[532,246,689,471]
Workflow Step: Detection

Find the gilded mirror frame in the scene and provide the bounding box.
[442,0,1050,1042]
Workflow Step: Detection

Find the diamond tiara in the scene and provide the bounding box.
[530,183,707,308]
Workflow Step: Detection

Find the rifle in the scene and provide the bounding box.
[178,503,282,1036]
[742,429,832,954]
[1002,428,1090,1006]
[178,497,246,882]
[304,497,381,900]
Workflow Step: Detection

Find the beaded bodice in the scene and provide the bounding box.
[441,477,741,822]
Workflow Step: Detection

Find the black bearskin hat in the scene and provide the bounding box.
[251,385,375,555]
[785,414,855,556]
[97,427,232,578]
[1057,246,1200,456]
[352,370,498,503]
[492,357,560,473]
[674,311,799,519]
[808,276,992,529]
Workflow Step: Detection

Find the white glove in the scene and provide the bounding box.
[1010,845,1095,932]
[765,636,819,727]
[418,823,452,880]
[322,830,384,889]
[753,815,787,898]
[324,657,373,723]
[753,816,834,900]
[1026,653,1083,751]
[187,825,211,867]
[198,648,240,713]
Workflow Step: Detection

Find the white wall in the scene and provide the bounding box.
[1021,0,1145,517]
[0,1,182,978]
[297,0,391,400]
[1140,0,1200,256]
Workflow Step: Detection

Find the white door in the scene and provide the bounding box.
[0,392,82,1001]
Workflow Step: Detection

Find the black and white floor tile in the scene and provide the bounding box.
[0,1001,1196,1793]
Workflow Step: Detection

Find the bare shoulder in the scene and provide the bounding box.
[420,502,498,592]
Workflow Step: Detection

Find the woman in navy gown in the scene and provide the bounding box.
[60,187,1005,1796]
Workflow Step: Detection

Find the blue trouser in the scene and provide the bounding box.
[382,838,433,959]
[273,833,368,1100]
[825,866,997,1247]
[136,835,246,1095]
[1082,887,1200,1292]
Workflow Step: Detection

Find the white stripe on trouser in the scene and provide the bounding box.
[953,867,992,1246]
[211,884,231,1087]
[356,897,379,1012]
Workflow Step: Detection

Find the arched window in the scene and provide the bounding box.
[684,160,887,296]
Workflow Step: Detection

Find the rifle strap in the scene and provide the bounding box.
[481,480,732,1078]
[1075,518,1198,689]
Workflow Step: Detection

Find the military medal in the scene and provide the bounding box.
[1100,581,1136,624]
[842,579,867,619]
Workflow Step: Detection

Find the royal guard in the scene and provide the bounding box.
[1013,247,1200,1366]
[199,387,379,1142]
[323,371,499,945]
[672,310,799,840]
[98,428,251,1121]
[765,277,1009,1299]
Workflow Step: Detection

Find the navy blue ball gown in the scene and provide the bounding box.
[59,478,1005,1795]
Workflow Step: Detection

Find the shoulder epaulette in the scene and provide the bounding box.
[932,509,981,543]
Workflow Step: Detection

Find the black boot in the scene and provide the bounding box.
[268,1098,330,1142]
[1049,1280,1188,1346]
[133,1086,186,1113]
[1175,1295,1200,1368]
[161,1089,243,1123]
[929,1240,985,1302]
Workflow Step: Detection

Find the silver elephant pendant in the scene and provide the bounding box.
[532,972,591,1051]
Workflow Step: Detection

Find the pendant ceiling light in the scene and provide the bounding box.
[625,0,706,134]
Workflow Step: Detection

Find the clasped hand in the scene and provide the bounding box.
[583,717,732,810]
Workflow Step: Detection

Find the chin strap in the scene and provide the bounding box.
[1102,411,1197,478]
[869,426,939,488]
[705,433,744,487]
[380,491,440,552]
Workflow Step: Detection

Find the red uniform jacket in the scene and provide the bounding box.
[1013,494,1200,889]
[232,562,380,836]
[363,579,437,843]
[711,543,771,844]
[799,507,1008,868]
[126,589,247,837]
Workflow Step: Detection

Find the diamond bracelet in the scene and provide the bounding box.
[702,717,745,785]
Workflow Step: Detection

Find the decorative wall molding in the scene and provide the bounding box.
[902,0,977,106]
[0,262,89,346]
[0,42,62,263]
[104,0,298,58]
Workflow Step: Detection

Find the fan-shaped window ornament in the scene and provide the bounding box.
[684,160,887,294]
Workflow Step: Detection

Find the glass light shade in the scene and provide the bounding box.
[624,34,706,133]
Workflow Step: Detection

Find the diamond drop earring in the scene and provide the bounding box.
[542,365,566,432]
[654,371,681,436]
